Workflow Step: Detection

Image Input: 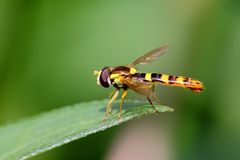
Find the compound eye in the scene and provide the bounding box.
[99,67,110,88]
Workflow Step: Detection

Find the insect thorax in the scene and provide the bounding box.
[109,66,137,89]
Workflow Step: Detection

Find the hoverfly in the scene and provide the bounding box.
[94,45,204,121]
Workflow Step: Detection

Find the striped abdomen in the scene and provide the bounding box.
[132,73,204,92]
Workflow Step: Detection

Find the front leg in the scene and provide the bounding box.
[103,89,119,121]
[108,89,117,113]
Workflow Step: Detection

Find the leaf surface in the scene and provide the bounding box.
[0,100,173,160]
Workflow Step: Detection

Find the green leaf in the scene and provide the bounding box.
[0,100,173,160]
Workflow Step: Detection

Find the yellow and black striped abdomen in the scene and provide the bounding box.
[133,73,204,92]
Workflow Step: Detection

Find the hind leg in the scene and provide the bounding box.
[150,85,162,113]
[152,85,161,104]
[131,84,160,113]
[146,96,160,114]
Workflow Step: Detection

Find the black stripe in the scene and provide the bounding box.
[133,73,139,77]
[168,75,176,84]
[132,73,140,79]
[183,77,190,85]
[151,73,159,79]
[151,73,159,82]
[140,73,146,78]
[152,73,162,82]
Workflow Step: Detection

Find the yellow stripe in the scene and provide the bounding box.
[145,73,152,81]
[161,74,169,83]
[114,78,120,84]
[130,68,137,74]
[110,73,119,79]
[176,76,184,84]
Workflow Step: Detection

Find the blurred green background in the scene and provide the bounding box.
[0,0,239,160]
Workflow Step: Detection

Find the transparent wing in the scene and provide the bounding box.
[123,77,153,96]
[129,45,169,66]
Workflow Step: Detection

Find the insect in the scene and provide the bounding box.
[94,45,204,121]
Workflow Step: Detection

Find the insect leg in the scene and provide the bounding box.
[151,85,157,101]
[151,84,164,106]
[152,85,160,103]
[103,89,119,121]
[119,89,128,120]
[108,89,117,113]
[147,96,160,114]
